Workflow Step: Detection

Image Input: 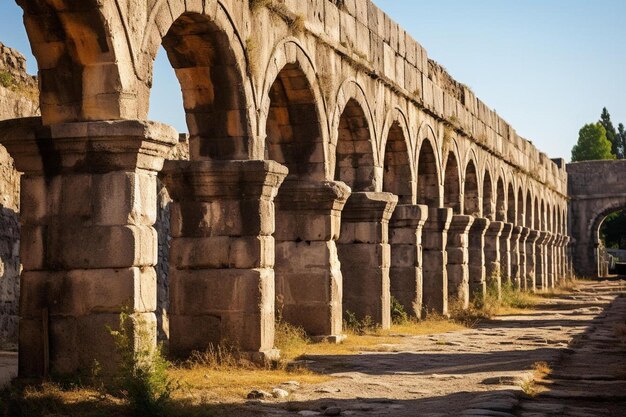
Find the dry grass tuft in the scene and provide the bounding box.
[532,361,552,378]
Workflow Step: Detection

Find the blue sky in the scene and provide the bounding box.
[1,1,625,161]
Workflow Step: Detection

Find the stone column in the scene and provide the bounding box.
[509,226,523,289]
[161,160,288,361]
[468,217,490,303]
[484,221,504,295]
[273,180,350,342]
[338,192,397,329]
[518,228,530,290]
[499,223,514,285]
[546,233,556,289]
[553,235,563,284]
[562,236,571,279]
[535,231,550,290]
[0,118,176,378]
[422,208,453,316]
[525,230,540,292]
[446,215,474,309]
[389,204,428,319]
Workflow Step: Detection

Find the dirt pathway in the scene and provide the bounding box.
[239,279,626,417]
[513,280,626,417]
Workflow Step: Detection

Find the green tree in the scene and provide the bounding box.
[619,123,626,158]
[600,107,621,158]
[571,123,615,162]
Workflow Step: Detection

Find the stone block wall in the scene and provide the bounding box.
[0,41,39,347]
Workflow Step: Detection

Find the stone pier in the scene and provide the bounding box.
[509,226,523,289]
[518,228,530,290]
[468,218,490,303]
[446,215,474,309]
[1,118,176,377]
[161,160,288,361]
[274,180,350,341]
[525,230,540,291]
[499,223,514,284]
[389,204,429,319]
[338,192,397,328]
[422,208,453,316]
[535,231,550,290]
[484,221,504,294]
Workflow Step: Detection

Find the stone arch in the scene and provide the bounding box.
[332,81,377,191]
[381,108,414,204]
[546,201,553,233]
[464,157,480,216]
[534,196,541,230]
[264,62,325,180]
[261,38,329,169]
[496,176,506,221]
[416,128,441,207]
[157,11,253,160]
[17,0,134,124]
[507,182,516,223]
[443,147,461,214]
[540,199,546,231]
[517,186,525,226]
[331,79,378,183]
[482,168,494,220]
[525,189,533,228]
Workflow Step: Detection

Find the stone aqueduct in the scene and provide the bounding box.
[0,0,572,378]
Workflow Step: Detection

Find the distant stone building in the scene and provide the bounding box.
[0,42,38,347]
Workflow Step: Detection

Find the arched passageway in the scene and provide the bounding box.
[269,61,347,340]
[464,160,480,216]
[336,97,396,328]
[158,12,286,360]
[443,151,461,214]
[482,170,494,220]
[383,121,413,204]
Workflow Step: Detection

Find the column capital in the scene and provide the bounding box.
[161,159,288,202]
[485,220,505,238]
[526,229,540,243]
[537,231,552,245]
[500,222,514,238]
[390,204,429,228]
[342,192,398,223]
[519,226,531,240]
[424,207,453,232]
[275,179,351,212]
[510,225,524,238]
[469,217,491,235]
[449,214,475,234]
[0,117,178,175]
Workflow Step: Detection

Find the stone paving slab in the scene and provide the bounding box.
[241,279,625,416]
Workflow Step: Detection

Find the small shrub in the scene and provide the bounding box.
[0,71,14,88]
[108,312,177,417]
[500,282,536,309]
[390,296,409,325]
[343,310,378,335]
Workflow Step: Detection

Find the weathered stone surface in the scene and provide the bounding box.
[0,42,38,346]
